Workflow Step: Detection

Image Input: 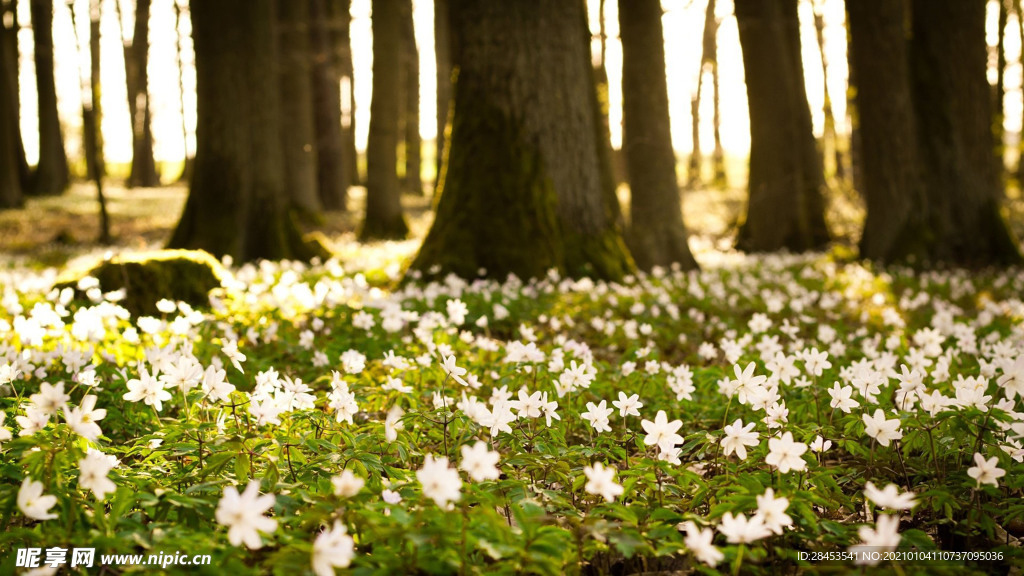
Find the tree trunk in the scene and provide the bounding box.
[309,0,348,210]
[734,0,830,252]
[169,0,319,262]
[410,0,633,280]
[29,0,69,196]
[173,0,192,183]
[434,0,451,194]
[812,0,843,185]
[86,0,105,182]
[3,0,28,191]
[121,0,159,187]
[908,0,1021,264]
[277,0,321,217]
[707,0,726,187]
[399,0,421,195]
[847,0,928,262]
[0,3,23,208]
[331,0,358,188]
[995,0,1007,174]
[361,0,408,240]
[619,0,697,271]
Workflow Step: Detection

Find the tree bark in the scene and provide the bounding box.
[3,0,28,190]
[847,0,928,262]
[0,2,23,208]
[908,0,1021,264]
[169,0,319,262]
[619,0,697,271]
[734,0,829,252]
[995,0,1007,173]
[121,0,159,188]
[399,0,421,195]
[361,0,408,240]
[277,0,321,217]
[410,0,633,281]
[812,0,844,184]
[173,0,192,183]
[29,0,69,196]
[434,0,451,194]
[86,0,105,182]
[331,0,358,189]
[309,0,348,210]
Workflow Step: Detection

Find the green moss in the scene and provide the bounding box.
[56,249,227,316]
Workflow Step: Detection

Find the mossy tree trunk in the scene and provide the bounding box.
[123,0,159,188]
[399,0,421,195]
[277,0,322,217]
[619,0,697,271]
[309,0,348,210]
[3,0,29,191]
[361,0,408,240]
[409,0,633,281]
[907,0,1021,265]
[434,0,451,195]
[734,0,829,252]
[0,2,23,208]
[847,0,929,262]
[168,0,318,262]
[29,0,69,196]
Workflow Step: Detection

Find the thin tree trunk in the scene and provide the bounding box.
[85,0,105,182]
[847,0,927,261]
[708,0,726,187]
[689,0,719,189]
[29,0,69,196]
[620,0,697,271]
[399,0,421,195]
[332,0,357,188]
[169,0,319,262]
[909,0,1021,264]
[734,0,829,252]
[0,2,23,208]
[3,0,28,190]
[361,0,408,240]
[118,0,159,187]
[812,0,844,185]
[995,0,1008,174]
[309,0,348,211]
[173,0,192,183]
[277,0,322,217]
[434,0,451,194]
[410,0,633,280]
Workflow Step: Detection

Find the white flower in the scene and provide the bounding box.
[682,521,723,566]
[202,365,235,403]
[460,441,501,482]
[215,480,278,549]
[440,354,469,387]
[828,382,859,413]
[967,453,1005,488]
[312,520,355,576]
[809,435,832,453]
[29,382,69,416]
[849,514,901,565]
[583,462,623,502]
[222,340,247,373]
[730,362,767,405]
[721,419,759,460]
[862,409,903,447]
[331,470,365,498]
[582,400,614,434]
[718,512,772,544]
[123,367,172,412]
[540,392,560,426]
[765,432,808,473]
[78,450,117,500]
[18,478,57,521]
[160,355,203,393]
[864,482,917,510]
[753,488,792,535]
[340,350,367,375]
[384,405,405,442]
[612,392,643,418]
[417,454,462,507]
[15,406,50,436]
[509,389,544,419]
[64,394,106,441]
[640,410,683,451]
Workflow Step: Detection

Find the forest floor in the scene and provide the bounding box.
[1,179,1022,271]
